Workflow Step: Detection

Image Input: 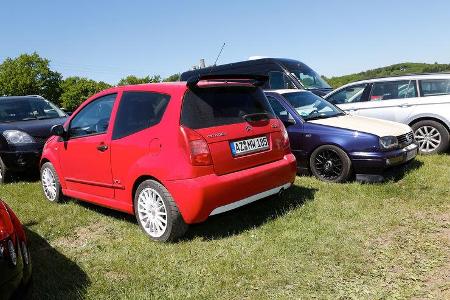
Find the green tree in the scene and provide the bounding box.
[0,52,62,104]
[163,73,180,82]
[60,77,111,111]
[117,75,161,86]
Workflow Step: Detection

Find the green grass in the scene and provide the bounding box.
[1,156,449,299]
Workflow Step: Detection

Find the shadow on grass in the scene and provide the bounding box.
[182,185,317,241]
[69,185,316,242]
[24,227,90,299]
[384,159,424,182]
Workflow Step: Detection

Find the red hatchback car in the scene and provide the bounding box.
[40,75,297,241]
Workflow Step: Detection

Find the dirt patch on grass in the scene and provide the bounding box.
[53,221,113,250]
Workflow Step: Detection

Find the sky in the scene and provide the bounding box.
[1,0,449,84]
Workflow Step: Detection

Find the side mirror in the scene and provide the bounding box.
[51,124,66,137]
[281,118,296,127]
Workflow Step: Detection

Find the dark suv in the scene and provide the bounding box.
[181,58,333,96]
[0,95,67,183]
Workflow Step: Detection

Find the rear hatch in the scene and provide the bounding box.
[181,84,286,175]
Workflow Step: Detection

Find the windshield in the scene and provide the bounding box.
[283,61,331,89]
[283,91,344,121]
[0,97,66,123]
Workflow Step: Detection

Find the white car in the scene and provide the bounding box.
[324,74,450,154]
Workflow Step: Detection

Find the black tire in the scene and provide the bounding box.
[134,180,188,242]
[0,157,8,184]
[40,162,64,203]
[310,145,352,183]
[0,156,7,184]
[411,120,450,154]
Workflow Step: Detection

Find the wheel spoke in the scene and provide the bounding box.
[137,187,168,238]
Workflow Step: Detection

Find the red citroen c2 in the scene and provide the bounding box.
[40,75,297,242]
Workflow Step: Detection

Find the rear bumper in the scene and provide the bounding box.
[164,154,297,224]
[350,143,418,176]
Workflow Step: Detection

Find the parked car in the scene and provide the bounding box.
[40,75,297,242]
[265,90,418,182]
[324,74,450,154]
[0,199,32,299]
[180,57,333,96]
[0,96,68,183]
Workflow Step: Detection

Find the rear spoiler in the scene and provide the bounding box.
[186,74,268,89]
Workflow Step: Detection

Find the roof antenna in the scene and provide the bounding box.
[213,42,226,66]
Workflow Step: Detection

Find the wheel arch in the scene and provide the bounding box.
[408,116,450,133]
[307,143,353,170]
[131,175,164,205]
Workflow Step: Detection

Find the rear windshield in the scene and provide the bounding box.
[181,86,274,129]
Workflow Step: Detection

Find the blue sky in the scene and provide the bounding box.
[1,0,449,84]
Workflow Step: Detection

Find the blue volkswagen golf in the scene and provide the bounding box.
[265,90,418,182]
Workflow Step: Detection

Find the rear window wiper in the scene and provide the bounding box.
[242,113,270,123]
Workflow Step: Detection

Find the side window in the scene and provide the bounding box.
[69,94,116,138]
[267,96,293,120]
[268,71,295,89]
[370,80,417,101]
[419,79,450,97]
[112,91,170,140]
[327,84,367,104]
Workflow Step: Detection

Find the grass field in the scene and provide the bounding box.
[1,155,449,299]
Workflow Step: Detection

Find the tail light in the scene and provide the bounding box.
[180,126,212,166]
[281,124,291,153]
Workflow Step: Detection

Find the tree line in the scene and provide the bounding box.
[0,53,180,111]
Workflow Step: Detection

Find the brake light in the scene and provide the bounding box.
[180,126,213,166]
[281,124,291,153]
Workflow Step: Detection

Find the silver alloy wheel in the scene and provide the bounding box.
[137,187,168,238]
[42,167,57,201]
[414,125,441,153]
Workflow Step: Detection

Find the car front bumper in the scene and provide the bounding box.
[349,143,419,180]
[164,154,297,224]
[0,151,41,172]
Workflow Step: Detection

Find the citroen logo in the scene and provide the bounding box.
[245,125,253,132]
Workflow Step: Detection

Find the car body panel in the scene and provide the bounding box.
[180,58,333,96]
[0,200,32,299]
[0,96,67,173]
[265,91,417,177]
[42,82,297,223]
[324,74,450,129]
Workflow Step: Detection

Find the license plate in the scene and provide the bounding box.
[230,136,269,156]
[406,149,417,161]
[405,144,418,161]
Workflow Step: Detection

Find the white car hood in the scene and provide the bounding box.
[308,114,411,137]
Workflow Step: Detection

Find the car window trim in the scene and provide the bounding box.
[112,90,171,140]
[68,93,117,140]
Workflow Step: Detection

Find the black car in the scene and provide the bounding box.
[180,57,333,96]
[0,96,67,183]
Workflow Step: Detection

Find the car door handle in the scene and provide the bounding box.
[97,143,108,152]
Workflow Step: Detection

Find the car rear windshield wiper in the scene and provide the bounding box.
[241,113,270,123]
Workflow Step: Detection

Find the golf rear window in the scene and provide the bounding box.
[181,86,274,129]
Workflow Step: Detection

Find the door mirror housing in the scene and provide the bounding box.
[280,118,296,127]
[51,124,66,137]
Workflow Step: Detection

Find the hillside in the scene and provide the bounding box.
[324,62,450,88]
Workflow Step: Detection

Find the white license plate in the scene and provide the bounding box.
[406,149,417,161]
[405,144,418,161]
[230,136,269,156]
